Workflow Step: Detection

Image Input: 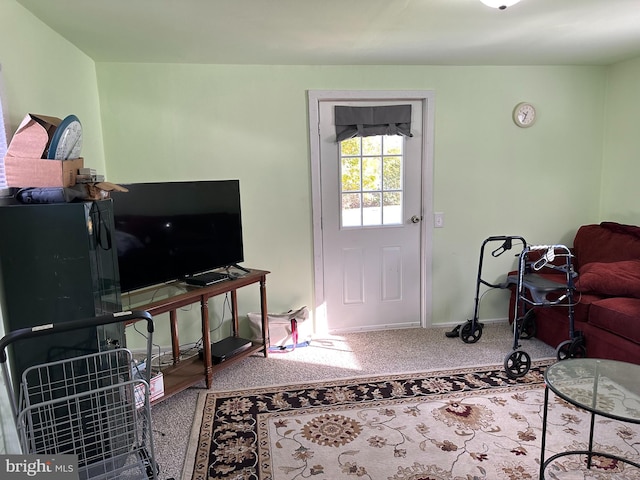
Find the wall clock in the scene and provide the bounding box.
[48,114,83,160]
[512,102,536,128]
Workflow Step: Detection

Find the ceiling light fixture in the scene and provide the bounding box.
[480,0,521,10]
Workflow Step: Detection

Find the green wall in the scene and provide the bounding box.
[601,56,640,223]
[1,0,639,353]
[0,2,105,170]
[96,63,607,348]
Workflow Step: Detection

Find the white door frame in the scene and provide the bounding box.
[308,90,435,332]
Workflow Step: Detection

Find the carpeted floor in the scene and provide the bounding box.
[150,322,558,479]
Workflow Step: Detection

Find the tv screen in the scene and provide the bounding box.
[110,180,244,293]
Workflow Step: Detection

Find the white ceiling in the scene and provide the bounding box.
[15,0,640,66]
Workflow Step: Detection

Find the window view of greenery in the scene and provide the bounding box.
[340,135,403,227]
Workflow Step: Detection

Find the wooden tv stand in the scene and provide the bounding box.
[126,269,270,403]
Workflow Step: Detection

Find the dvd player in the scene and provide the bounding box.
[186,271,229,286]
[199,336,253,364]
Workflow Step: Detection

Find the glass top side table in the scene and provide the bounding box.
[540,358,640,479]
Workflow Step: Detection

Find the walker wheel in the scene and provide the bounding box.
[460,321,483,343]
[556,339,587,360]
[504,350,531,379]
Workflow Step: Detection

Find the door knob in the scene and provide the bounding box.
[411,215,421,224]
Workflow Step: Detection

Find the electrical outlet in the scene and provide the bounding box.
[434,212,445,228]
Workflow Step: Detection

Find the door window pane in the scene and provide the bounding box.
[340,137,360,156]
[383,156,401,190]
[341,158,361,192]
[362,157,381,191]
[363,192,381,226]
[362,136,382,156]
[383,192,402,225]
[383,135,403,155]
[342,193,361,227]
[339,135,404,228]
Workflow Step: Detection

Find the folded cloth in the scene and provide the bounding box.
[16,187,86,204]
[16,182,128,204]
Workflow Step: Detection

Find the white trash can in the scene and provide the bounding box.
[248,306,311,349]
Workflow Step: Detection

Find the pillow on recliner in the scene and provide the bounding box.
[575,260,640,298]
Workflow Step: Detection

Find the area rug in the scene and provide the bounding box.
[182,361,640,480]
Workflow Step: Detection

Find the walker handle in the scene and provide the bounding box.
[491,238,512,257]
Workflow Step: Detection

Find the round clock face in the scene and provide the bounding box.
[48,114,83,160]
[513,102,536,128]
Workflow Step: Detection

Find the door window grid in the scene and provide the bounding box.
[340,135,404,228]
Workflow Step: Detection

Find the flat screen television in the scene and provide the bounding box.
[110,180,244,293]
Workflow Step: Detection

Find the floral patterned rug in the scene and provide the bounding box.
[183,360,640,480]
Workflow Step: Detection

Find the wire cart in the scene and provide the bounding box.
[0,310,158,480]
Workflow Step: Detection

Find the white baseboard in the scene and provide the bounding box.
[327,321,421,335]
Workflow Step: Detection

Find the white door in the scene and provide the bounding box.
[310,92,434,333]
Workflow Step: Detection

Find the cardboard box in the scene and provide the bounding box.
[149,371,165,402]
[6,114,61,159]
[134,371,165,408]
[5,157,83,188]
[4,113,84,188]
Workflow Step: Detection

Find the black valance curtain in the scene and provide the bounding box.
[335,104,413,142]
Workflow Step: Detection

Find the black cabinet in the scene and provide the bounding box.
[0,200,123,384]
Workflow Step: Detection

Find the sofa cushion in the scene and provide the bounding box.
[573,223,640,270]
[589,297,640,345]
[573,292,604,322]
[575,260,640,298]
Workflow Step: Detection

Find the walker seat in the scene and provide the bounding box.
[507,273,570,305]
